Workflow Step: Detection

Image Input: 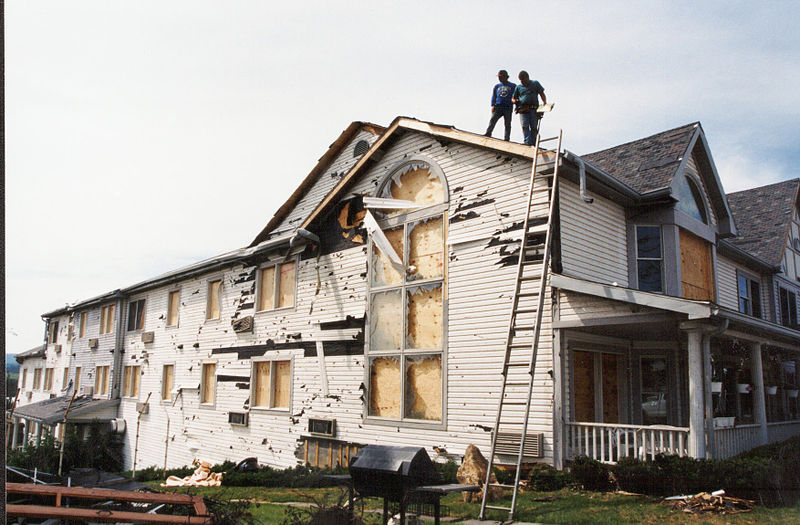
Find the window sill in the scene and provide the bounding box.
[250,406,290,413]
[255,306,296,316]
[199,402,216,409]
[364,416,445,431]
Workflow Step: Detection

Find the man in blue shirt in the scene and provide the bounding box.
[484,70,516,141]
[512,70,547,146]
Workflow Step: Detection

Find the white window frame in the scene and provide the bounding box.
[255,259,298,313]
[737,270,762,318]
[250,357,293,412]
[200,360,217,407]
[205,278,223,321]
[365,158,449,428]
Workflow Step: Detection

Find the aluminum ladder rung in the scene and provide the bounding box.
[481,129,563,523]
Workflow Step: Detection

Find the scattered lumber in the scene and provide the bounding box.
[662,490,754,514]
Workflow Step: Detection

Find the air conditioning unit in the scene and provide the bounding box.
[232,316,254,333]
[88,338,99,349]
[136,402,149,415]
[110,419,127,434]
[308,418,336,437]
[141,331,155,344]
[228,412,248,427]
[82,386,94,396]
[53,344,62,353]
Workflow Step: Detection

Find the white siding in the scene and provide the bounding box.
[559,179,629,286]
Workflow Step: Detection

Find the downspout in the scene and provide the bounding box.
[563,150,594,204]
[111,290,127,400]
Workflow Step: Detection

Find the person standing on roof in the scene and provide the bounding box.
[484,70,516,141]
[512,71,547,146]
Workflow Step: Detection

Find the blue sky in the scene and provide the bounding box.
[6,0,800,352]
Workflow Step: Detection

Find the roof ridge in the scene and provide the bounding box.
[583,122,700,157]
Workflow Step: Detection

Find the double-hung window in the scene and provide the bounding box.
[780,287,798,328]
[636,226,663,293]
[48,321,59,344]
[367,160,447,424]
[100,305,116,334]
[95,365,110,396]
[737,272,762,318]
[257,262,296,311]
[33,368,42,390]
[251,359,291,409]
[127,300,146,332]
[44,368,54,390]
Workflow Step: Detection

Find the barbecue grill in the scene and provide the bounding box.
[349,445,440,499]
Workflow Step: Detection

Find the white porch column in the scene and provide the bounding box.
[702,336,715,458]
[35,422,43,445]
[750,342,769,446]
[686,329,706,458]
[11,418,20,449]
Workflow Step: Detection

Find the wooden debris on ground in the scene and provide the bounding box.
[662,490,754,514]
[162,459,222,487]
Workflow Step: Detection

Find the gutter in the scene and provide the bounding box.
[560,152,640,202]
[717,239,778,274]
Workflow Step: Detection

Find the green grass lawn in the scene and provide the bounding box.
[151,483,800,524]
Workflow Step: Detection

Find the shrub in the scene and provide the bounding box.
[570,456,613,491]
[434,459,459,484]
[223,465,349,488]
[527,464,571,491]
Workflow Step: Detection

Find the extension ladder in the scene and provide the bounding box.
[479,130,563,521]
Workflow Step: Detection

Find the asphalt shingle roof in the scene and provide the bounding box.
[15,344,45,363]
[726,179,800,266]
[14,395,119,425]
[583,123,700,194]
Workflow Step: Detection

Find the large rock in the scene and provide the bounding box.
[456,444,504,502]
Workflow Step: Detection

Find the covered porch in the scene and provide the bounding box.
[551,274,800,467]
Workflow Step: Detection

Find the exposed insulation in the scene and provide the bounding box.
[278,262,296,308]
[408,217,444,280]
[273,360,291,408]
[405,354,442,420]
[371,226,404,286]
[384,165,444,209]
[258,267,276,311]
[254,361,270,407]
[167,291,180,326]
[369,290,402,350]
[369,356,401,417]
[338,201,367,239]
[406,285,443,349]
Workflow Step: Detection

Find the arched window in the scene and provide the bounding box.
[674,175,708,224]
[366,159,448,424]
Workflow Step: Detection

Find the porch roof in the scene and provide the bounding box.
[551,273,800,349]
[13,395,120,426]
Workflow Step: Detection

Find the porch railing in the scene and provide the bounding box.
[767,420,800,444]
[565,421,689,463]
[712,424,760,459]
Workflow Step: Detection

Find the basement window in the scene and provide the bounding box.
[367,159,447,424]
[737,272,762,318]
[127,300,146,332]
[635,226,663,293]
[251,359,292,410]
[161,364,174,401]
[256,261,296,312]
[167,290,180,327]
[123,365,141,398]
[95,365,110,396]
[100,305,116,335]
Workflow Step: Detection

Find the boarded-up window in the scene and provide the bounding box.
[252,360,291,409]
[408,217,443,281]
[79,312,87,338]
[167,291,180,326]
[405,355,442,420]
[382,164,445,212]
[207,280,221,320]
[95,365,110,396]
[48,321,59,344]
[62,368,69,390]
[369,357,401,418]
[278,263,295,308]
[123,365,141,397]
[369,290,402,350]
[679,228,715,301]
[201,362,216,404]
[162,364,174,401]
[371,227,404,286]
[74,367,81,392]
[407,285,443,349]
[257,267,276,311]
[44,368,54,390]
[21,369,27,389]
[100,305,115,335]
[572,350,622,423]
[33,368,42,390]
[602,354,619,424]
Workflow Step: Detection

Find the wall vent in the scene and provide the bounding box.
[494,432,544,459]
[88,338,99,349]
[308,418,336,437]
[232,316,254,333]
[228,412,248,427]
[141,331,155,344]
[82,386,94,396]
[353,140,370,157]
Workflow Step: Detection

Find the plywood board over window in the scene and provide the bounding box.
[258,267,276,311]
[79,312,87,338]
[369,356,401,418]
[161,364,174,401]
[680,228,715,301]
[95,365,110,396]
[253,361,271,407]
[405,354,442,420]
[406,285,443,349]
[207,281,222,320]
[74,367,81,392]
[201,362,216,404]
[386,166,444,207]
[408,217,444,280]
[100,305,115,334]
[573,351,595,422]
[273,360,291,408]
[167,291,180,326]
[278,262,296,308]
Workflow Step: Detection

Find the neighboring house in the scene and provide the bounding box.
[9,118,800,472]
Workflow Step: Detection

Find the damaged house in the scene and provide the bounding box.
[10,118,800,471]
